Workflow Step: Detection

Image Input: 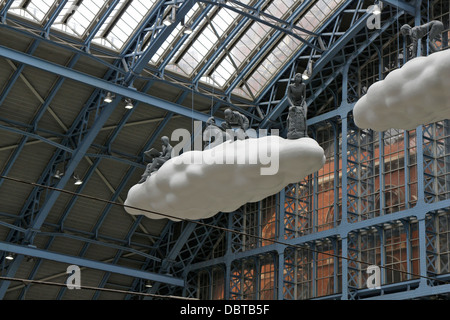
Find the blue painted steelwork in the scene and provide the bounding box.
[251,0,360,104]
[0,40,40,106]
[42,0,70,38]
[0,0,14,23]
[191,0,266,86]
[0,46,211,122]
[0,0,448,301]
[259,7,405,129]
[124,0,195,83]
[0,241,183,287]
[0,9,202,294]
[382,0,416,14]
[83,0,122,52]
[55,96,185,299]
[157,3,215,74]
[0,1,200,297]
[182,1,450,301]
[199,0,322,51]
[225,0,320,97]
[259,4,373,129]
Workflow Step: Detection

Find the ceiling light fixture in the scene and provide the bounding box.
[5,253,14,261]
[53,169,64,179]
[104,92,114,103]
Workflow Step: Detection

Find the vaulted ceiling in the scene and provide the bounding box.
[0,0,419,299]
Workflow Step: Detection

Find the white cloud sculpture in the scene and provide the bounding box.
[353,49,450,132]
[124,136,325,221]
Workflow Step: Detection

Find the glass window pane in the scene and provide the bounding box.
[151,3,200,64]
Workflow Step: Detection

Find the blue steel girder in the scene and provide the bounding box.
[50,94,184,300]
[0,39,197,301]
[0,0,14,23]
[133,213,227,297]
[191,0,266,86]
[42,0,70,38]
[0,17,204,295]
[0,241,183,288]
[259,6,405,129]
[144,222,197,297]
[11,82,188,300]
[0,40,41,106]
[0,122,144,170]
[0,54,81,189]
[83,0,122,52]
[199,0,322,52]
[124,221,175,299]
[0,45,211,122]
[381,0,416,15]
[258,3,371,128]
[0,6,253,115]
[58,213,145,300]
[123,0,195,83]
[0,4,209,300]
[224,0,322,97]
[253,0,361,103]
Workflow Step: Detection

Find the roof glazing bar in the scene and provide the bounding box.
[199,0,323,51]
[101,0,131,38]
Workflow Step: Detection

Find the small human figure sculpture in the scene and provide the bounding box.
[220,108,250,140]
[203,116,232,149]
[286,73,308,139]
[400,20,444,58]
[138,136,173,184]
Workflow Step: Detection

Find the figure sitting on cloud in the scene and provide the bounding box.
[353,20,449,132]
[221,108,250,140]
[125,92,323,221]
[138,136,173,184]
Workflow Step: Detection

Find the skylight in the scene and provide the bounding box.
[150,3,200,65]
[2,0,349,102]
[52,0,105,38]
[167,6,240,77]
[91,0,157,51]
[9,0,56,23]
[192,0,298,94]
[234,0,346,99]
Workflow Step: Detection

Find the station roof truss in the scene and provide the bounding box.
[0,0,419,299]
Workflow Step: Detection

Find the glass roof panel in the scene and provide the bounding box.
[91,0,156,51]
[204,0,298,90]
[233,0,346,99]
[9,0,56,23]
[51,0,105,38]
[150,3,200,65]
[172,7,239,77]
[90,0,126,49]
